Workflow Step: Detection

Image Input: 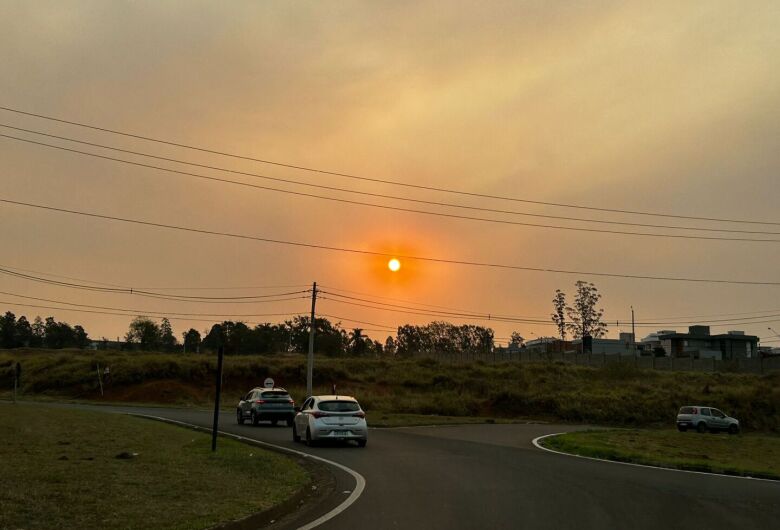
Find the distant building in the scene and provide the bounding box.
[523,338,572,354]
[640,325,758,360]
[572,332,636,355]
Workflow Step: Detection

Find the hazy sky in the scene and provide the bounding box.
[1,1,779,345]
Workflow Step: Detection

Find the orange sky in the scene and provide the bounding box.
[1,1,779,345]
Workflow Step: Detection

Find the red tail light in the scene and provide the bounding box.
[254,399,265,404]
[354,412,365,418]
[312,411,326,419]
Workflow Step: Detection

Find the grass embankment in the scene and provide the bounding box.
[0,403,309,530]
[541,429,780,480]
[1,349,779,431]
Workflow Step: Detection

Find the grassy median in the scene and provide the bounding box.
[541,429,780,480]
[0,404,309,530]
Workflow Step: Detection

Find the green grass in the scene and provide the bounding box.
[2,349,779,431]
[0,403,309,530]
[542,429,780,480]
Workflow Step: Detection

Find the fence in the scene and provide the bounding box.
[411,349,780,374]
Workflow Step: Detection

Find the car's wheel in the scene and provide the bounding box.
[696,422,707,433]
[286,418,294,427]
[237,410,244,425]
[305,427,314,446]
[677,425,687,432]
[357,439,367,448]
[292,424,301,443]
[728,424,740,435]
[251,412,259,426]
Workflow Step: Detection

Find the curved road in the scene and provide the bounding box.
[88,405,779,529]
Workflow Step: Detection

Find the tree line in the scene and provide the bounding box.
[0,311,90,349]
[0,280,610,354]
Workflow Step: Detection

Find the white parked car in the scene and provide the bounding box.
[293,395,368,447]
[676,405,740,434]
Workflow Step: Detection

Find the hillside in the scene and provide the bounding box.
[2,349,778,431]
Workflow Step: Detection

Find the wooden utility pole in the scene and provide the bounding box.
[307,282,317,397]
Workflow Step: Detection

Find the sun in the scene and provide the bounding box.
[387,258,401,272]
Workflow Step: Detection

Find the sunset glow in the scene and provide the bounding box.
[388,258,401,272]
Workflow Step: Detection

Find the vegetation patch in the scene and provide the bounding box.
[0,403,309,530]
[2,350,779,432]
[541,429,780,480]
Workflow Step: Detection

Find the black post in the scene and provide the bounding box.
[212,345,224,452]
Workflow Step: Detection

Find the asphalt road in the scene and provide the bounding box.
[76,405,780,530]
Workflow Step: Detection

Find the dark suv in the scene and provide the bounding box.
[237,387,295,426]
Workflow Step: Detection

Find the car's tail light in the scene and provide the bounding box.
[255,399,266,404]
[354,412,365,418]
[312,411,326,419]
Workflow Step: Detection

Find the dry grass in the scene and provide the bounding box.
[2,349,779,431]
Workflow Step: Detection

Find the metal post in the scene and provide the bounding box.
[96,363,104,397]
[631,306,636,357]
[306,282,317,397]
[211,345,224,452]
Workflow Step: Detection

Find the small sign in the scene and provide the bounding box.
[263,377,274,389]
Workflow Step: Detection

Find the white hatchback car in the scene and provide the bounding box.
[293,395,368,447]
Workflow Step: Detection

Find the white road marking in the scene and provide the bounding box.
[532,433,779,483]
[130,414,366,529]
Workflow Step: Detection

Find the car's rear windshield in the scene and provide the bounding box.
[318,400,360,412]
[261,391,290,398]
[679,406,696,414]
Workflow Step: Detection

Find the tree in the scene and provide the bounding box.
[565,281,608,339]
[15,316,33,347]
[0,311,17,348]
[31,316,45,347]
[73,325,90,349]
[159,318,177,352]
[183,328,201,353]
[384,336,397,357]
[43,317,76,349]
[125,317,161,350]
[348,328,368,356]
[509,332,524,347]
[551,289,567,340]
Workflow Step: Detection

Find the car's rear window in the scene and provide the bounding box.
[261,391,290,399]
[679,407,695,414]
[318,400,360,412]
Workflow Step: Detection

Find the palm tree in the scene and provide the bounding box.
[348,328,366,356]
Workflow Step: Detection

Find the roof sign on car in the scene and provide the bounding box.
[263,377,275,389]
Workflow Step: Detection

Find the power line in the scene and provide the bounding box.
[0,299,304,325]
[2,104,778,227]
[5,124,780,237]
[0,290,308,318]
[319,294,558,325]
[3,197,780,286]
[4,134,780,243]
[7,137,780,246]
[0,266,310,302]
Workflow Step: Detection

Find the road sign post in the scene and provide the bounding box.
[13,362,21,404]
[212,345,224,452]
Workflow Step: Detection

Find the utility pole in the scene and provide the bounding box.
[306,282,317,397]
[631,306,636,357]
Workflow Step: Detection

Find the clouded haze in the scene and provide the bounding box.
[1,1,779,344]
